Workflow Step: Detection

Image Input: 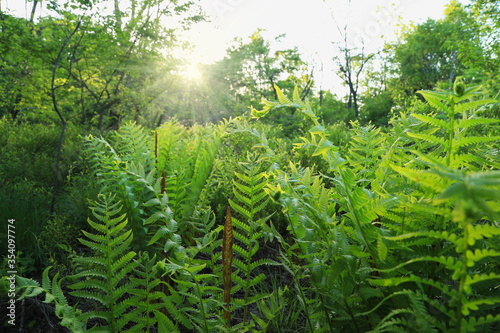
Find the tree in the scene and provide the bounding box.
[0,0,207,225]
[359,91,393,126]
[316,91,350,125]
[0,0,205,128]
[464,0,500,90]
[59,0,205,130]
[333,23,375,119]
[390,1,481,94]
[192,31,313,120]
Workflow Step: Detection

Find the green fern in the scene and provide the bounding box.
[251,85,398,332]
[267,162,389,332]
[83,124,156,251]
[415,83,499,169]
[124,252,171,332]
[68,194,138,332]
[16,267,86,332]
[156,121,226,240]
[14,194,142,332]
[162,262,223,333]
[346,122,388,188]
[113,121,155,169]
[228,156,278,325]
[370,170,500,332]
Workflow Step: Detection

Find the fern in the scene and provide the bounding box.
[251,85,396,332]
[155,120,226,242]
[416,83,500,169]
[346,122,388,188]
[228,156,277,325]
[14,194,144,332]
[124,252,169,332]
[370,166,500,332]
[113,121,154,169]
[83,120,224,251]
[165,262,223,333]
[16,267,86,332]
[68,194,138,332]
[83,123,156,251]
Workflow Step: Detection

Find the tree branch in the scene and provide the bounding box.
[49,19,81,218]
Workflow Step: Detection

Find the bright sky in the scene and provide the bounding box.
[180,0,455,92]
[3,0,456,93]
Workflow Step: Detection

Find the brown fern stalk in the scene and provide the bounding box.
[222,206,234,328]
[161,170,166,194]
[155,130,158,167]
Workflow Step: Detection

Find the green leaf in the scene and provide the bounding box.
[313,139,334,156]
[377,235,388,261]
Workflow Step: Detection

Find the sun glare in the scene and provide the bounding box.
[182,62,202,81]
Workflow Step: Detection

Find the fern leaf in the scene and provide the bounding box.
[455,135,500,149]
[458,117,500,129]
[411,113,449,129]
[418,90,449,111]
[407,132,446,146]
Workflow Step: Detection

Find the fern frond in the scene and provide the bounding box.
[454,135,500,149]
[407,132,446,146]
[417,90,449,111]
[454,98,498,114]
[67,194,138,331]
[458,116,500,129]
[411,113,449,129]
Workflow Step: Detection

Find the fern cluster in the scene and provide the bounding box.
[228,157,276,327]
[83,123,156,251]
[16,195,145,332]
[251,81,500,332]
[11,80,499,332]
[69,194,137,331]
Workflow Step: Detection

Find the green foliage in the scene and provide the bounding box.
[6,32,500,331]
[161,261,223,333]
[0,117,84,196]
[0,0,206,128]
[124,252,168,332]
[39,215,81,274]
[253,281,303,332]
[16,267,87,332]
[362,81,500,332]
[15,194,139,332]
[69,195,137,331]
[156,120,225,235]
[414,85,499,169]
[228,157,278,325]
[317,91,351,125]
[83,123,155,250]
[0,118,84,267]
[391,2,476,93]
[83,119,225,253]
[251,82,500,332]
[13,191,226,332]
[369,171,500,332]
[360,91,393,127]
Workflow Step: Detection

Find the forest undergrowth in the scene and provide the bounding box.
[1,81,500,332]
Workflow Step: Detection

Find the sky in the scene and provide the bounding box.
[2,0,455,93]
[180,0,454,91]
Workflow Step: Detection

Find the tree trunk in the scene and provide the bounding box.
[30,1,38,23]
[49,20,81,220]
[353,90,359,118]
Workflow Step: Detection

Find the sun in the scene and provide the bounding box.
[181,62,202,81]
